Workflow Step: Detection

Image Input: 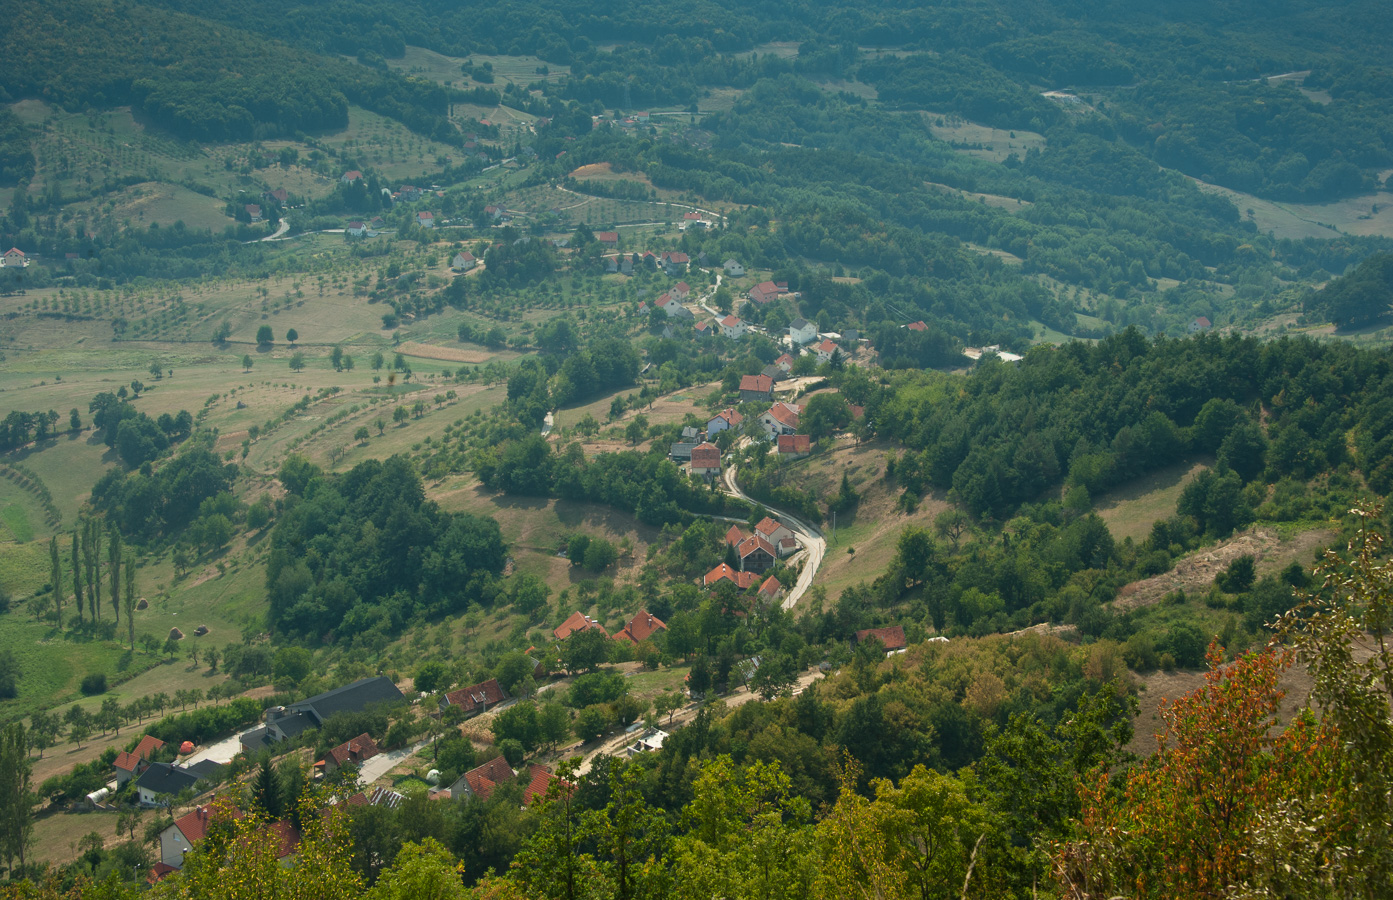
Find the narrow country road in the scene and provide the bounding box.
[722,465,827,610]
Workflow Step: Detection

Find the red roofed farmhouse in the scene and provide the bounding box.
[316,733,381,776]
[614,610,667,645]
[777,434,812,458]
[114,735,166,786]
[749,281,781,304]
[739,373,774,402]
[855,625,907,653]
[554,611,606,641]
[440,678,509,718]
[690,441,722,477]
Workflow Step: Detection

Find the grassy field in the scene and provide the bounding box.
[923,112,1047,163]
[1094,458,1211,542]
[1189,175,1393,241]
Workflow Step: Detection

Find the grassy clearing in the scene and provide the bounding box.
[923,112,1046,163]
[31,809,124,866]
[1094,458,1211,542]
[1189,175,1393,241]
[2,502,36,542]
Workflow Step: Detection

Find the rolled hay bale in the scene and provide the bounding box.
[168,627,184,641]
[136,597,149,610]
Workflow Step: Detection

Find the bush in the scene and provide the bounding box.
[80,673,108,696]
[498,738,525,766]
[1216,554,1257,593]
[566,672,625,709]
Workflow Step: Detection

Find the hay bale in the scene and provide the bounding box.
[168,627,184,641]
[193,625,209,636]
[135,597,148,610]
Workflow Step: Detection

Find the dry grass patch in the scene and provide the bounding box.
[1094,458,1210,542]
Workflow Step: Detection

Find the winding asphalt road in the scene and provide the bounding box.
[722,465,827,610]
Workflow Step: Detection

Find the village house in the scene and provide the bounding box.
[758,575,784,603]
[614,610,667,645]
[134,761,221,808]
[749,281,782,304]
[690,441,722,478]
[855,625,908,654]
[114,735,166,787]
[484,205,505,221]
[452,251,477,271]
[346,221,367,237]
[439,677,509,719]
[905,320,928,332]
[706,408,743,439]
[704,563,760,590]
[245,204,263,222]
[596,231,619,248]
[524,764,567,804]
[341,170,363,184]
[1190,316,1212,333]
[774,353,796,373]
[669,440,698,461]
[777,434,812,459]
[814,339,839,364]
[755,517,798,557]
[263,188,289,205]
[723,259,745,277]
[625,729,669,757]
[415,211,435,228]
[761,364,785,384]
[672,281,691,300]
[740,373,774,402]
[788,317,817,345]
[316,733,381,778]
[693,320,713,338]
[398,185,425,203]
[662,251,690,276]
[158,805,243,869]
[554,610,606,641]
[759,402,800,438]
[720,315,746,340]
[439,756,515,802]
[736,535,777,573]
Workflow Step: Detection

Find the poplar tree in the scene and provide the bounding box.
[70,530,83,625]
[124,554,137,651]
[48,536,62,628]
[108,525,122,625]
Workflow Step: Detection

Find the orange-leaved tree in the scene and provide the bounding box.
[1053,644,1347,900]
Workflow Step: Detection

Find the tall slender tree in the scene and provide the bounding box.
[108,525,122,625]
[70,530,83,625]
[124,554,137,651]
[48,536,62,628]
[0,722,34,874]
[90,519,102,617]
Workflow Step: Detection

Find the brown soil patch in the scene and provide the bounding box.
[397,342,494,364]
[1112,526,1336,612]
[570,163,612,179]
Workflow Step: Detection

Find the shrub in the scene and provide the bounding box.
[80,673,108,695]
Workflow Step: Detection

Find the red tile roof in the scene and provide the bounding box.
[554,611,606,641]
[778,434,812,454]
[615,610,667,645]
[523,764,572,805]
[463,756,515,801]
[596,231,619,243]
[754,517,785,539]
[711,408,743,427]
[674,281,690,294]
[906,321,928,332]
[725,525,749,546]
[740,374,773,394]
[765,402,799,428]
[319,733,381,770]
[442,678,508,716]
[691,442,721,467]
[704,564,759,589]
[721,315,742,328]
[172,804,245,846]
[265,820,300,860]
[855,625,907,651]
[758,576,783,599]
[115,735,167,772]
[738,535,777,561]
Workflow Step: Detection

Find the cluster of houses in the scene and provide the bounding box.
[698,516,800,600]
[548,608,670,647]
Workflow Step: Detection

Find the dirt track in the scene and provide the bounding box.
[1112,526,1336,611]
